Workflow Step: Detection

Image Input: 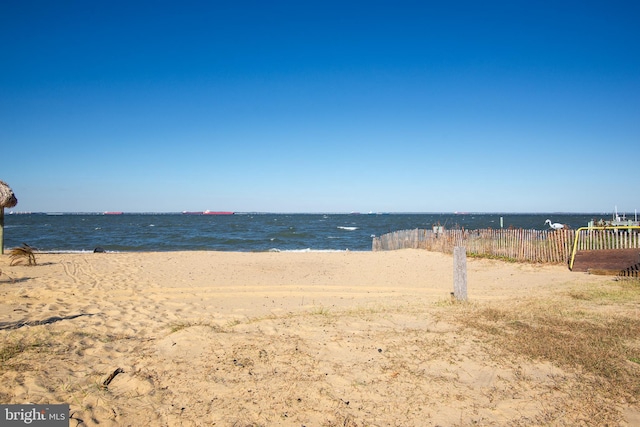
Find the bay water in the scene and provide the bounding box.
[2,212,619,253]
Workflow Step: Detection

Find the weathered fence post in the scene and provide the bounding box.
[453,246,468,301]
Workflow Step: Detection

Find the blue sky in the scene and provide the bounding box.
[1,1,638,213]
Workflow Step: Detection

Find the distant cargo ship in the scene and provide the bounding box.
[182,210,234,215]
[203,210,234,215]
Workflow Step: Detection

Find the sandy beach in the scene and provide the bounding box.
[1,250,638,426]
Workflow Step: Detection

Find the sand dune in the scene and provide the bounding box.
[1,250,638,426]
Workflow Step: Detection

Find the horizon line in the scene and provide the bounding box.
[5,210,628,215]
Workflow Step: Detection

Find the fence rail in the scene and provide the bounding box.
[573,227,640,251]
[372,228,640,264]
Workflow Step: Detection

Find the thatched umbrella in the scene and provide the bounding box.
[0,180,18,254]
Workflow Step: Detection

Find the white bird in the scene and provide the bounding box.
[545,219,564,230]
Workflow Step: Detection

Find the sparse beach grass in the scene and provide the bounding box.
[0,330,49,366]
[453,279,640,425]
[0,251,638,426]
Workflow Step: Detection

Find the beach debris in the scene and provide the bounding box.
[102,367,124,389]
[9,243,37,266]
[93,247,106,253]
[69,411,84,426]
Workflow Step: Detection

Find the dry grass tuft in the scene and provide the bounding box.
[9,243,37,266]
[568,279,640,304]
[0,335,47,367]
[168,321,227,334]
[458,303,640,403]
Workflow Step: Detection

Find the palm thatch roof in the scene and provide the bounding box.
[0,180,18,208]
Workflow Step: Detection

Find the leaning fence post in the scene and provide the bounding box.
[453,246,468,301]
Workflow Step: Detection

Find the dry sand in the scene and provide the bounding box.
[0,250,638,426]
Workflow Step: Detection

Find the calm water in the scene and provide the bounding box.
[2,212,617,253]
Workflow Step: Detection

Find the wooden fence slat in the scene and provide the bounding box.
[372,228,640,264]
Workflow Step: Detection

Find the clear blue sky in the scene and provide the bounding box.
[1,1,638,213]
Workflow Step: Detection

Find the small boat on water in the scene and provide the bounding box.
[588,207,639,228]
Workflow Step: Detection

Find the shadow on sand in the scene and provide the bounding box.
[0,313,94,331]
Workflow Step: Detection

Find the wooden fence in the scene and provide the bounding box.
[372,228,640,265]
